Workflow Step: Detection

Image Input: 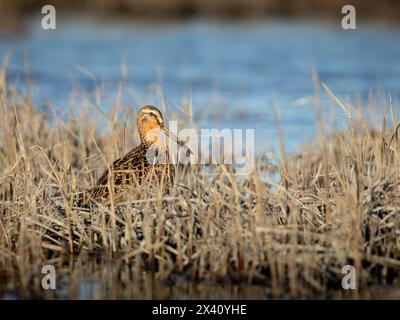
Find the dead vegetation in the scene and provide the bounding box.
[0,61,399,299]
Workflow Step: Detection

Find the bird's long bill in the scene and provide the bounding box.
[161,125,193,155]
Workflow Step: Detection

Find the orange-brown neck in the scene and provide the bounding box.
[138,121,161,146]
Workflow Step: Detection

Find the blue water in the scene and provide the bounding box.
[1,18,400,152]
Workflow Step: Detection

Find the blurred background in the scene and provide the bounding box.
[0,0,400,152]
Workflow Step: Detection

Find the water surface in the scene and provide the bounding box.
[1,18,400,152]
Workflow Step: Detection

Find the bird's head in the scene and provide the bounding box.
[137,105,192,155]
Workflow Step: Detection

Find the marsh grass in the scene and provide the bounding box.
[0,59,399,299]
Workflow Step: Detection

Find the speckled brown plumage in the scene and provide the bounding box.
[87,143,174,202]
[75,105,189,206]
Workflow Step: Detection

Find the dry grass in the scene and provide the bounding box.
[0,60,399,299]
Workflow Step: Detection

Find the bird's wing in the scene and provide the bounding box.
[95,144,148,186]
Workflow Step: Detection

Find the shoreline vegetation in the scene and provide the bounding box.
[1,0,400,31]
[0,58,399,299]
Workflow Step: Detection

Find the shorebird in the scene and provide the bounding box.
[77,105,192,205]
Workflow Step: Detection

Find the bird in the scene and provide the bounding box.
[76,105,192,206]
